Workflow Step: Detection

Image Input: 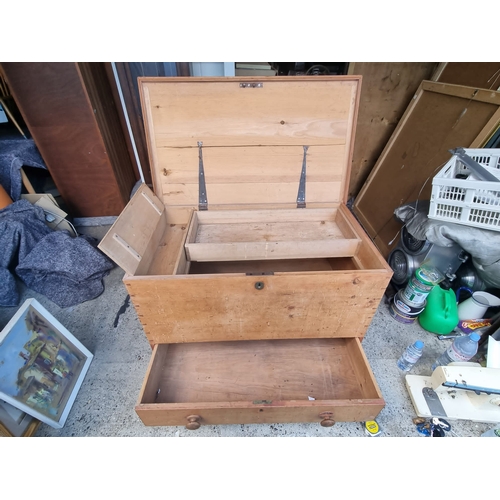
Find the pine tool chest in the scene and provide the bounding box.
[99,76,393,429]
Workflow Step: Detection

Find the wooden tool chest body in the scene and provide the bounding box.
[98,76,393,429]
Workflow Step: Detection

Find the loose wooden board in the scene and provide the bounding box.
[353,81,500,257]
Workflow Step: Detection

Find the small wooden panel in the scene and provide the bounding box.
[125,271,391,344]
[98,184,166,275]
[136,338,384,426]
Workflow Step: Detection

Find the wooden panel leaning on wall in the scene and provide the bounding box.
[347,62,438,199]
[353,80,500,258]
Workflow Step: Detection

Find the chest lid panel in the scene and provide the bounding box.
[140,76,360,209]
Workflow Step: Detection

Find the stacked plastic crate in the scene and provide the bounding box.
[428,148,500,231]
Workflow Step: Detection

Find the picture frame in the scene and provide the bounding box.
[0,298,93,429]
[0,399,40,437]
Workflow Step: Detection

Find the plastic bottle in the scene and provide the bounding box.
[397,340,424,372]
[432,333,481,371]
[481,428,500,437]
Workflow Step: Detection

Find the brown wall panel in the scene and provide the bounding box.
[1,62,136,217]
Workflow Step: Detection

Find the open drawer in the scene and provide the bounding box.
[136,337,384,428]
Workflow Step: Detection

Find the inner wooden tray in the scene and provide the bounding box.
[184,208,361,262]
[136,338,384,427]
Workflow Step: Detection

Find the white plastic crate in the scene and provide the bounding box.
[428,149,500,231]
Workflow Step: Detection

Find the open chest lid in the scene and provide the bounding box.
[140,76,360,209]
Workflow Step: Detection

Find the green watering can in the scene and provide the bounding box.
[418,285,459,335]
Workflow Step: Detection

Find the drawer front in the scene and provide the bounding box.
[126,271,390,345]
[136,338,384,429]
[135,401,384,428]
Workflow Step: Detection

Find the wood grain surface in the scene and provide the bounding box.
[347,62,437,198]
[125,270,390,344]
[135,338,384,426]
[139,77,359,207]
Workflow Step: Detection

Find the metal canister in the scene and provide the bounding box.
[401,266,442,307]
[389,290,426,323]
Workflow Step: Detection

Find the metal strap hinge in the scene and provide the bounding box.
[296,146,308,208]
[198,141,208,211]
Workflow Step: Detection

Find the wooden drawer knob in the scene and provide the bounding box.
[319,412,335,427]
[186,415,201,430]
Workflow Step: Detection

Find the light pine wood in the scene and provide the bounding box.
[135,338,384,426]
[125,271,391,344]
[156,145,346,208]
[139,77,359,207]
[184,208,360,262]
[345,337,384,400]
[96,77,393,427]
[186,239,360,262]
[97,184,166,275]
[159,180,342,208]
[137,344,169,404]
[142,78,356,148]
[172,209,194,275]
[136,399,385,427]
[157,145,345,182]
[339,205,393,272]
[146,223,190,276]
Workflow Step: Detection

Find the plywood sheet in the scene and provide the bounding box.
[347,62,437,198]
[433,62,500,90]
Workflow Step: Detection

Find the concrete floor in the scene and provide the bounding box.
[0,223,495,438]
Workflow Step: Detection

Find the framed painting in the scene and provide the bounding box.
[0,298,93,429]
[0,399,40,437]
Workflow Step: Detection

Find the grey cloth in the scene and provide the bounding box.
[0,138,47,201]
[0,200,114,307]
[16,231,114,308]
[0,200,52,306]
[395,201,500,289]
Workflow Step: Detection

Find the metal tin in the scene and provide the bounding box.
[401,268,438,306]
[393,290,426,316]
[389,291,426,324]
